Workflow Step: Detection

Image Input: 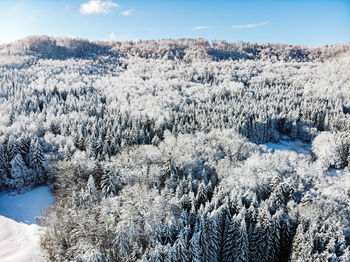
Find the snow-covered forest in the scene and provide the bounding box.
[0,36,350,261]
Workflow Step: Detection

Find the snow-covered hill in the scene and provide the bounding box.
[0,216,44,262]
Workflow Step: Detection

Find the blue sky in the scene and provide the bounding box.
[0,0,349,46]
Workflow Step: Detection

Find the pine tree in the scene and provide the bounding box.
[179,210,189,229]
[129,242,142,262]
[175,228,190,262]
[255,203,276,262]
[248,224,259,262]
[162,154,178,188]
[28,136,44,171]
[81,175,99,203]
[164,244,177,262]
[90,162,105,190]
[19,135,31,155]
[7,136,21,161]
[222,214,239,261]
[274,209,294,262]
[198,212,210,262]
[208,209,224,262]
[233,218,249,262]
[189,232,202,262]
[0,142,9,170]
[196,182,207,208]
[163,217,178,245]
[290,221,313,262]
[78,247,103,262]
[100,167,119,196]
[149,246,162,262]
[10,153,32,191]
[0,142,9,189]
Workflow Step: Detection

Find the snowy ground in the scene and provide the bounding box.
[0,216,45,262]
[0,186,54,262]
[0,186,54,224]
[262,139,311,154]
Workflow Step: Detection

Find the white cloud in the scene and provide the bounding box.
[79,0,119,15]
[189,25,211,31]
[232,21,270,29]
[120,9,134,16]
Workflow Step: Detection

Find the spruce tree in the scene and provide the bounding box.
[175,229,190,262]
[198,212,210,262]
[222,214,239,261]
[7,136,21,161]
[233,218,249,262]
[100,167,119,196]
[28,136,45,183]
[196,182,208,208]
[10,153,31,191]
[189,232,202,262]
[0,142,9,189]
[164,245,177,262]
[208,209,224,262]
[255,203,275,262]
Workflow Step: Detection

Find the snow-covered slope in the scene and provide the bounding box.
[0,215,45,262]
[0,186,54,261]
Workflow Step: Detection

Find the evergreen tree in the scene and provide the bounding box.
[81,175,99,203]
[28,136,45,184]
[0,142,9,189]
[175,228,190,262]
[222,214,239,261]
[255,203,276,262]
[189,232,202,262]
[10,154,32,191]
[162,154,178,188]
[290,222,313,262]
[198,212,211,262]
[164,245,177,262]
[196,182,208,208]
[233,218,249,262]
[0,142,9,170]
[274,209,295,262]
[100,167,119,196]
[208,209,224,262]
[7,136,21,161]
[163,217,178,245]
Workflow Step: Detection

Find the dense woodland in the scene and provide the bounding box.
[0,36,350,261]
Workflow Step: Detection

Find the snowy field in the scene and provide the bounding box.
[0,186,53,261]
[262,139,311,154]
[0,186,54,224]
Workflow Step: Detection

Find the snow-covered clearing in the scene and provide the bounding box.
[0,186,53,224]
[262,139,311,154]
[0,186,54,262]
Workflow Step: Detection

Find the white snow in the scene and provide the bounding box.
[0,186,54,225]
[0,216,45,262]
[0,186,54,262]
[262,140,311,154]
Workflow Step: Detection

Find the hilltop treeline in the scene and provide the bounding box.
[1,35,348,61]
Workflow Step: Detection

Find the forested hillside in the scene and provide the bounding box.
[0,36,350,261]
